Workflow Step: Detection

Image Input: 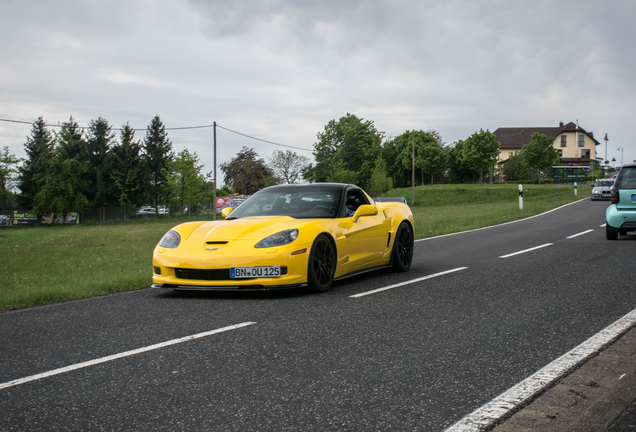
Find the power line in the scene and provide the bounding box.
[216,124,312,152]
[0,117,313,153]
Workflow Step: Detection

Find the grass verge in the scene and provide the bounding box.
[0,183,590,311]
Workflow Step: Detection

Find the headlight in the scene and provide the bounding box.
[159,230,181,248]
[255,229,298,248]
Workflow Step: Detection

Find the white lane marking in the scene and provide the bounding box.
[444,308,636,432]
[350,267,468,298]
[0,322,256,391]
[567,229,595,239]
[416,198,590,243]
[499,243,552,259]
[601,223,607,227]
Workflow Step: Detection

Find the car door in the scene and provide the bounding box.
[340,189,389,269]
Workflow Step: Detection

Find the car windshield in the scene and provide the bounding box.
[595,179,613,186]
[226,186,343,219]
[616,168,636,189]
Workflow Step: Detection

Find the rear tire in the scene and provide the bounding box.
[606,224,619,240]
[307,234,336,292]
[391,222,414,272]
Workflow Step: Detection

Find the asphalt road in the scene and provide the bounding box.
[1,198,635,431]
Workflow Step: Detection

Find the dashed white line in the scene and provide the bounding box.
[444,308,636,432]
[350,267,468,298]
[0,321,257,391]
[567,229,595,239]
[499,243,553,259]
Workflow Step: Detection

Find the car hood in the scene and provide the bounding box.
[184,216,307,243]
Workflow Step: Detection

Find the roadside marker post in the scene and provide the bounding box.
[519,184,523,210]
[575,182,578,196]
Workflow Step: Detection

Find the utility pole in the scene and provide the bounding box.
[213,121,217,220]
[604,133,609,176]
[412,136,415,206]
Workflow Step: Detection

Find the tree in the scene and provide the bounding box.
[18,117,54,208]
[389,130,447,187]
[110,122,143,209]
[268,150,310,184]
[142,115,174,214]
[86,117,116,206]
[164,148,206,214]
[446,140,475,184]
[311,113,384,185]
[0,147,19,212]
[32,117,91,214]
[366,156,393,197]
[502,151,533,182]
[524,132,560,184]
[326,159,358,184]
[220,147,276,194]
[462,129,500,185]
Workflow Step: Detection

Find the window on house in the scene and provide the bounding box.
[558,149,563,157]
[561,135,567,147]
[578,135,584,147]
[581,149,590,158]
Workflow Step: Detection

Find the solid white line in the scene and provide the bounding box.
[499,243,552,259]
[349,267,468,298]
[444,308,636,432]
[416,197,590,243]
[567,229,595,239]
[0,322,257,391]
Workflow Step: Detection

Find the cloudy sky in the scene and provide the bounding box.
[2,0,635,182]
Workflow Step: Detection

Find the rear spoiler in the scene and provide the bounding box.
[374,197,407,204]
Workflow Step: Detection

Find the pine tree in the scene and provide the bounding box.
[18,117,53,208]
[142,115,173,214]
[110,122,143,210]
[87,117,116,206]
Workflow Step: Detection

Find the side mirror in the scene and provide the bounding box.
[352,204,378,222]
[221,207,233,218]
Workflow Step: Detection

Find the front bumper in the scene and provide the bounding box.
[152,239,312,288]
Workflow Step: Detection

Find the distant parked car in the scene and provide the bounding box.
[137,206,169,216]
[591,178,614,201]
[606,163,636,239]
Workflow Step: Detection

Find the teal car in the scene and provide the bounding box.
[606,163,636,240]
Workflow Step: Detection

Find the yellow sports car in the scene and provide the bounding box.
[152,183,414,292]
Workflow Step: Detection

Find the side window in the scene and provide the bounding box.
[581,149,590,158]
[557,149,563,157]
[578,135,584,147]
[561,135,567,147]
[344,189,369,216]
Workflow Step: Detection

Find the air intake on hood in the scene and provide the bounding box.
[206,241,228,245]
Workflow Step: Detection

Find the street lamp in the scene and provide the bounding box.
[618,146,624,167]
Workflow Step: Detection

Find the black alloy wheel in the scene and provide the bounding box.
[307,234,336,292]
[392,222,414,272]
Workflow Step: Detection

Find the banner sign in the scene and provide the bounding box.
[13,211,38,225]
[0,214,12,227]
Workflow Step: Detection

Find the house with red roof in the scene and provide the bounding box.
[494,121,601,166]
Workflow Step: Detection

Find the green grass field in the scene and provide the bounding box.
[0,183,591,311]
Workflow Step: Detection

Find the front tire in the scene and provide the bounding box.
[307,234,336,292]
[392,222,414,272]
[606,224,619,240]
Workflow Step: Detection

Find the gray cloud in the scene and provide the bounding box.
[1,0,635,176]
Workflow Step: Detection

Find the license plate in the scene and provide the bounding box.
[231,266,281,278]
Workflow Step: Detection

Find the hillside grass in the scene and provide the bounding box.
[0,183,591,311]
